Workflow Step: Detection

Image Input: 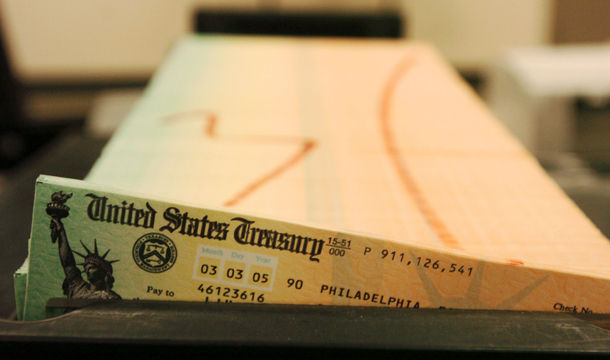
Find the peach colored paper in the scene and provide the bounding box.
[18,35,602,316]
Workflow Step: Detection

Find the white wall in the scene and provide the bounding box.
[0,0,553,82]
[404,0,553,71]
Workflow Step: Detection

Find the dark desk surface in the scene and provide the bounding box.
[3,300,610,359]
[2,131,610,358]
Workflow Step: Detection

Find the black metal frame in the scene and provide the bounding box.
[194,10,403,39]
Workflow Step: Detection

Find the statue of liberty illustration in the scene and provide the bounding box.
[47,191,121,300]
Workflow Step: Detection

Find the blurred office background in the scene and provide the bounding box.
[0,0,609,234]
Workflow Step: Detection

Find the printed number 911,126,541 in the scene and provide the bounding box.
[381,249,473,276]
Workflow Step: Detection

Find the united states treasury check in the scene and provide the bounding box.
[19,175,610,320]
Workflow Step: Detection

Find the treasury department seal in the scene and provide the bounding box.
[133,233,177,273]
